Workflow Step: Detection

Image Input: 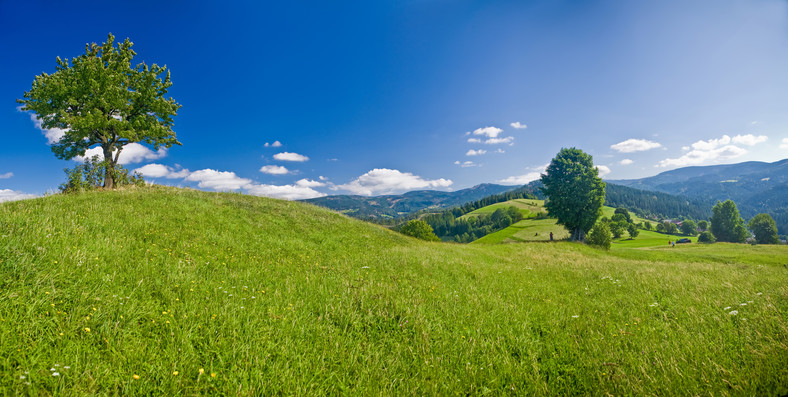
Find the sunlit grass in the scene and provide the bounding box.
[1,186,786,395]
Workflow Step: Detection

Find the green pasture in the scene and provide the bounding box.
[0,187,786,395]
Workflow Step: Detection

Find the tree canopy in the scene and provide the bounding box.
[540,148,605,242]
[747,213,779,244]
[709,200,748,243]
[17,33,181,188]
[399,220,440,242]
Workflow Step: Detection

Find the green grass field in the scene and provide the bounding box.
[1,187,786,395]
[460,199,546,220]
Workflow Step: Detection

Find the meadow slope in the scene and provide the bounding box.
[0,187,786,395]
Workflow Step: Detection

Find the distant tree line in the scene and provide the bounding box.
[604,184,709,221]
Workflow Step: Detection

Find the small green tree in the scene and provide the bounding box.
[587,222,612,250]
[710,200,748,243]
[540,148,606,242]
[697,220,708,231]
[609,221,626,239]
[698,231,716,243]
[680,220,698,236]
[400,220,440,242]
[643,221,652,230]
[18,33,181,189]
[627,223,639,239]
[747,213,779,244]
[614,207,632,223]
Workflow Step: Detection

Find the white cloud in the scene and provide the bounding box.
[133,163,190,179]
[497,164,548,185]
[780,138,788,150]
[318,175,328,181]
[335,168,452,195]
[0,189,37,203]
[471,126,503,138]
[259,165,290,175]
[466,149,486,156]
[185,169,252,190]
[495,149,505,154]
[731,134,767,146]
[619,159,633,165]
[273,152,309,162]
[596,165,611,177]
[691,135,732,151]
[658,145,748,168]
[467,138,482,143]
[245,183,325,200]
[610,139,662,153]
[484,136,514,145]
[77,143,167,165]
[20,108,67,144]
[454,160,477,168]
[681,146,690,151]
[510,121,527,129]
[295,178,325,188]
[264,141,283,147]
[0,172,13,179]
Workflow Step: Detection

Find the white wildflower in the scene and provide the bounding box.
[52,372,60,376]
[724,306,731,310]
[571,315,579,318]
[729,310,738,316]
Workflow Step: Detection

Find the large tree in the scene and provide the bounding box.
[709,200,748,243]
[540,148,606,242]
[747,213,779,244]
[18,34,181,189]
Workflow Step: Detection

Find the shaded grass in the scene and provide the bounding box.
[0,187,786,395]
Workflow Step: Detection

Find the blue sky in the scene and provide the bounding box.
[2,0,788,200]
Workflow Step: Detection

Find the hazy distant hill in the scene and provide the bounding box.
[303,183,516,218]
[610,159,788,233]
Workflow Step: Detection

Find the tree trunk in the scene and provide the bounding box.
[102,145,115,189]
[571,228,586,242]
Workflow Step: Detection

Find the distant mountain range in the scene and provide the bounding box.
[303,183,516,219]
[305,159,788,234]
[609,159,788,233]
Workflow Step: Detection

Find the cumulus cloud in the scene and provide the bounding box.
[454,160,477,168]
[264,141,283,147]
[259,165,290,175]
[484,136,515,145]
[466,149,486,156]
[77,143,168,165]
[471,126,503,138]
[20,108,67,144]
[610,139,662,153]
[510,121,527,129]
[0,172,13,179]
[273,152,309,162]
[658,134,768,168]
[0,189,37,203]
[245,183,326,200]
[619,159,633,165]
[731,134,767,146]
[781,138,788,150]
[133,164,190,179]
[596,165,611,177]
[658,145,748,168]
[497,164,548,185]
[467,138,481,143]
[335,168,452,195]
[185,169,252,190]
[294,178,325,188]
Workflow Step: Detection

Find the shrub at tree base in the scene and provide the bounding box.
[698,231,716,244]
[587,222,612,250]
[399,220,440,242]
[60,156,144,193]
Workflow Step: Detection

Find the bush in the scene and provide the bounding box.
[627,223,639,239]
[587,222,612,250]
[60,156,145,193]
[698,231,716,244]
[399,220,440,242]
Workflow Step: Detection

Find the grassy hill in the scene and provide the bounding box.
[1,187,787,395]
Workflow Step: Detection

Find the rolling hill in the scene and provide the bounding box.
[0,186,786,394]
[303,183,516,219]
